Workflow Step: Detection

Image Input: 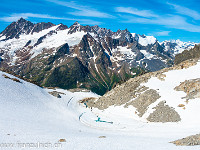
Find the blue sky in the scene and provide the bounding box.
[1,0,200,42]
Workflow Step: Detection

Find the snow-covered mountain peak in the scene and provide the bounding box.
[160,39,197,56]
[0,18,56,40]
[138,35,157,46]
[72,21,80,26]
[16,17,29,24]
[131,33,157,46]
[0,22,87,62]
[0,18,199,95]
[1,18,200,150]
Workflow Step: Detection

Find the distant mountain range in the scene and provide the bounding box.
[0,18,197,95]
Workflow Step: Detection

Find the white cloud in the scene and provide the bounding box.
[115,4,200,33]
[69,10,112,18]
[46,0,113,18]
[0,13,70,22]
[0,16,23,22]
[154,31,171,36]
[120,13,200,33]
[77,19,102,25]
[0,13,102,25]
[168,3,200,20]
[115,7,158,18]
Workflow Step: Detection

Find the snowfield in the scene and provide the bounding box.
[0,66,200,150]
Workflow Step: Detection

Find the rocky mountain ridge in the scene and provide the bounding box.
[160,39,196,56]
[0,18,197,95]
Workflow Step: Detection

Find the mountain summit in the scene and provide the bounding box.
[0,18,197,94]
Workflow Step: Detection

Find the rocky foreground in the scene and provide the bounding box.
[83,58,199,123]
[171,134,200,146]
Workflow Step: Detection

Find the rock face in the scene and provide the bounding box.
[147,101,181,122]
[48,91,62,98]
[85,68,181,122]
[85,73,152,110]
[0,18,194,95]
[48,91,66,98]
[85,64,176,111]
[1,18,55,40]
[84,57,200,122]
[174,44,200,65]
[125,89,160,117]
[175,78,200,100]
[170,134,200,146]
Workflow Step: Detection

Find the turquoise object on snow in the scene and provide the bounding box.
[84,102,88,108]
[95,117,113,124]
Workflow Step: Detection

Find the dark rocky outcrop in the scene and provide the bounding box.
[0,18,55,40]
[147,101,181,122]
[125,89,161,117]
[48,91,62,98]
[175,78,200,100]
[170,134,200,146]
[0,18,34,39]
[174,44,200,65]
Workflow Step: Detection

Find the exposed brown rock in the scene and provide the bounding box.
[85,73,152,110]
[147,101,181,123]
[99,136,106,138]
[83,65,176,110]
[48,91,65,98]
[170,134,200,146]
[69,88,91,93]
[2,74,21,83]
[175,78,200,100]
[174,44,200,65]
[125,89,160,117]
[178,104,185,107]
[58,139,66,142]
[79,97,97,108]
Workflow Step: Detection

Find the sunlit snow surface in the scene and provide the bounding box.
[0,65,200,150]
[140,50,155,59]
[138,35,157,46]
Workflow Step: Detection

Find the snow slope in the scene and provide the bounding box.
[111,46,136,59]
[142,61,200,125]
[131,33,157,46]
[140,50,156,59]
[138,35,157,46]
[0,70,200,149]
